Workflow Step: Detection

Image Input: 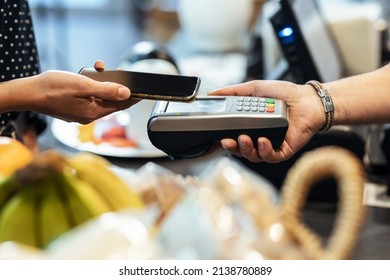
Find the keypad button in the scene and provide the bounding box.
[266,98,275,104]
[234,96,278,113]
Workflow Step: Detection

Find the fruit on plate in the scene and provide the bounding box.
[102,126,127,139]
[0,136,33,177]
[0,150,144,249]
[99,126,138,147]
[78,119,138,148]
[78,122,99,144]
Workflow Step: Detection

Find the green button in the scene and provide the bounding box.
[266,98,275,104]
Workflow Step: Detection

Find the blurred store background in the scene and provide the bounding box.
[28,0,264,73]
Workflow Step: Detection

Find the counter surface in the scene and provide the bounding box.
[38,119,390,260]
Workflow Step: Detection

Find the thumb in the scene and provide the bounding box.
[92,83,131,101]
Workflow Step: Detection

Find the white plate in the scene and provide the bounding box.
[51,104,166,158]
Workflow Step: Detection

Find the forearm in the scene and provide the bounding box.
[0,76,39,113]
[324,64,390,125]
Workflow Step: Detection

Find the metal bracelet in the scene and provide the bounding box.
[305,80,335,131]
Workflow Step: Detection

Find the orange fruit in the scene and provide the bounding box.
[0,136,33,177]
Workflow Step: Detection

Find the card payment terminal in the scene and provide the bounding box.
[147,96,288,159]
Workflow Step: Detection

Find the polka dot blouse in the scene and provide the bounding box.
[0,0,46,140]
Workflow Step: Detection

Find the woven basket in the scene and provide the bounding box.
[278,146,366,259]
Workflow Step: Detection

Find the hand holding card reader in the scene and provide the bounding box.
[147,96,288,159]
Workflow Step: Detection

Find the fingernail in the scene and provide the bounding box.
[239,140,247,150]
[118,87,130,100]
[258,140,264,150]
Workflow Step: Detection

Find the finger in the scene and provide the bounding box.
[94,97,139,112]
[238,135,263,162]
[220,139,243,157]
[94,60,105,72]
[208,81,258,96]
[78,98,139,123]
[221,138,237,150]
[257,137,289,163]
[90,83,131,101]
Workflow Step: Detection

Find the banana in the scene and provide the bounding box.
[0,186,39,247]
[65,153,144,210]
[70,151,111,167]
[0,178,18,210]
[37,177,72,248]
[0,150,144,249]
[57,171,113,225]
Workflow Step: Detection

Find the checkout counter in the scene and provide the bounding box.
[37,116,390,260]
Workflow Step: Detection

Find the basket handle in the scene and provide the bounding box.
[279,146,366,259]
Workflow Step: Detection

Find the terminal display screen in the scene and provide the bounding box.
[165,98,226,113]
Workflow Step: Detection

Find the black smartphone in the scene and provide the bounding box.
[78,67,201,102]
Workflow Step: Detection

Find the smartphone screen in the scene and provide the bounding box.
[79,68,201,102]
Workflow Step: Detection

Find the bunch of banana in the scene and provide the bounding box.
[0,150,144,249]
